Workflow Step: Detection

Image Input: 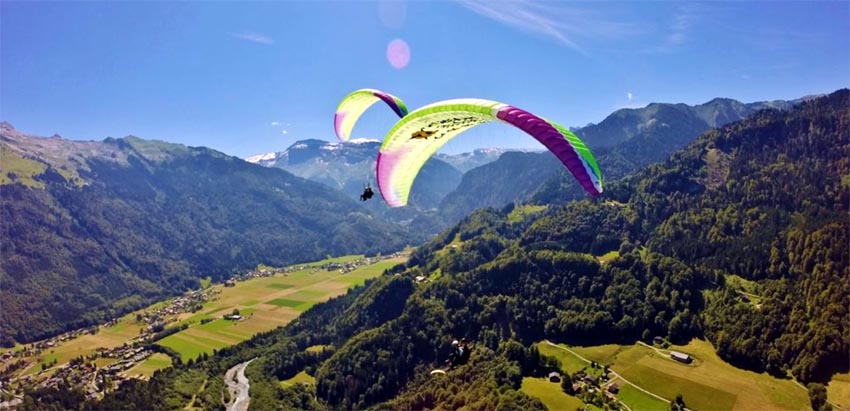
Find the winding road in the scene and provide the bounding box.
[225,359,255,411]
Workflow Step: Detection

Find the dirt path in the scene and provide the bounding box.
[183,377,207,410]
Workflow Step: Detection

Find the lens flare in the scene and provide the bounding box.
[387,39,410,69]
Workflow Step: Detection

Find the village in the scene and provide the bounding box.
[0,286,219,406]
[0,253,407,407]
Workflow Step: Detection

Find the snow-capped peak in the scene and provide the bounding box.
[347,138,380,145]
[246,152,277,163]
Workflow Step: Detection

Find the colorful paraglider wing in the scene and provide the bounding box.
[334,89,408,141]
[376,99,602,207]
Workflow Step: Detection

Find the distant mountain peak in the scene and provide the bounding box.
[1,121,15,131]
[348,138,380,145]
[246,152,277,164]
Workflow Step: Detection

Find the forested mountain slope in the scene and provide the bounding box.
[0,125,416,345]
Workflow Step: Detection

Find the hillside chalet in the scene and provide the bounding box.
[670,351,692,364]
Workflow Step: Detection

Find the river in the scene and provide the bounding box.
[224,359,255,411]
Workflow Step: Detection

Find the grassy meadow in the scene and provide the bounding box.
[827,372,849,411]
[544,339,812,411]
[507,204,548,223]
[122,353,173,379]
[520,377,584,411]
[21,317,140,377]
[12,255,405,379]
[279,370,316,388]
[157,256,406,361]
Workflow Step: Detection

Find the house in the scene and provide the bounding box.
[223,314,243,321]
[670,351,692,364]
[583,374,598,384]
[653,336,664,345]
[548,371,561,383]
[606,383,620,393]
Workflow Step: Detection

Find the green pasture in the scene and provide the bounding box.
[544,339,810,410]
[520,377,585,411]
[279,371,315,388]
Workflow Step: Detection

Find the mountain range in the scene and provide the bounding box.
[31,89,847,411]
[0,123,417,344]
[245,138,461,210]
[0,94,810,345]
[439,96,804,220]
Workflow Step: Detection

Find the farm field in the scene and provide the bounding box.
[122,353,173,379]
[546,339,811,411]
[615,383,668,411]
[158,256,406,361]
[520,377,585,411]
[21,317,140,377]
[827,372,849,411]
[10,254,405,380]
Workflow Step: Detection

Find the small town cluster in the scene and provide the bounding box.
[0,253,405,408]
[0,287,218,406]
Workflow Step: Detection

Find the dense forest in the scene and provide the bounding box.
[0,130,417,345]
[17,90,848,410]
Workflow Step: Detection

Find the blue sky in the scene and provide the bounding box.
[2,1,848,157]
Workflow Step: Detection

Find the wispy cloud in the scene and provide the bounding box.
[627,92,634,101]
[231,31,274,45]
[650,4,698,53]
[459,0,638,52]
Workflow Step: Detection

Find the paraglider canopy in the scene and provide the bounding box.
[334,89,408,142]
[376,98,603,207]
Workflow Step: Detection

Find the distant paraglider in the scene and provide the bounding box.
[334,91,603,208]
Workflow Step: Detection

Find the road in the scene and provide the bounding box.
[225,359,255,411]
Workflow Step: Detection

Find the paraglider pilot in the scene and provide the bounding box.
[360,185,374,201]
[446,338,472,369]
